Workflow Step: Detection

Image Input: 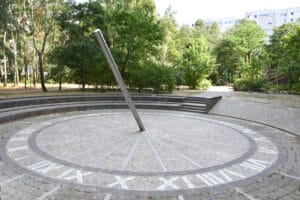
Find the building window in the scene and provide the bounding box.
[247,15,250,18]
[291,18,294,22]
[268,22,272,25]
[291,12,294,15]
[254,15,257,18]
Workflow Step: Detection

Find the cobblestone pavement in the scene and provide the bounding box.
[0,108,299,200]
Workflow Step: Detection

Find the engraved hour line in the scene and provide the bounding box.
[162,133,247,149]
[36,186,60,200]
[107,176,135,189]
[157,177,180,190]
[0,174,26,185]
[111,114,136,127]
[178,195,185,200]
[92,138,136,166]
[146,136,168,171]
[234,187,258,200]
[240,159,271,172]
[104,193,112,200]
[64,136,132,163]
[121,137,141,170]
[156,135,233,159]
[150,136,202,168]
[38,137,109,147]
[280,173,300,181]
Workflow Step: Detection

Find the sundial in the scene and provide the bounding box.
[3,109,279,193]
[0,29,297,199]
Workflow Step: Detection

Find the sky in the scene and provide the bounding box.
[76,0,300,25]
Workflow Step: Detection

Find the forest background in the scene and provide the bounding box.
[0,0,299,93]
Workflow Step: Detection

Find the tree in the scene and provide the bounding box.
[51,0,108,90]
[181,37,213,89]
[0,0,20,86]
[107,2,164,81]
[29,0,63,92]
[159,6,181,68]
[265,23,299,91]
[282,24,300,91]
[214,20,265,90]
[213,38,241,84]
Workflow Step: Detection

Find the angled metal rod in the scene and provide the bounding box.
[94,29,145,131]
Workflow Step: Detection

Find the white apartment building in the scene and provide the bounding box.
[246,7,300,35]
[204,17,240,32]
[204,7,300,35]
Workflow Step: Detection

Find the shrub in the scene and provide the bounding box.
[291,82,300,92]
[130,63,175,93]
[198,79,211,90]
[234,78,268,92]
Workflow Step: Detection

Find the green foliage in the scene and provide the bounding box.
[214,20,266,90]
[266,22,300,92]
[234,78,268,92]
[108,7,164,80]
[291,82,300,92]
[198,79,211,90]
[130,62,175,93]
[181,37,213,89]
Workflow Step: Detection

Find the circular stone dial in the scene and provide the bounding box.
[5,110,279,192]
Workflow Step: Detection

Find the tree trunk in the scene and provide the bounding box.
[33,50,37,88]
[3,31,7,87]
[37,52,47,92]
[58,65,62,91]
[33,66,37,88]
[22,0,29,89]
[12,32,19,86]
[81,65,85,90]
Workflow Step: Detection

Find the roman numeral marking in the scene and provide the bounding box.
[196,173,225,186]
[240,159,271,172]
[28,161,63,174]
[157,177,180,190]
[56,168,75,179]
[107,176,135,189]
[15,156,29,161]
[182,176,195,188]
[10,137,27,142]
[259,147,277,154]
[196,169,245,186]
[219,169,245,181]
[8,146,28,152]
[17,128,36,136]
[241,129,256,135]
[253,137,270,142]
[63,170,92,183]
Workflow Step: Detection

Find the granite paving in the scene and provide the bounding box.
[0,91,299,200]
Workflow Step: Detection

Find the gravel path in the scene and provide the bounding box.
[192,87,300,136]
